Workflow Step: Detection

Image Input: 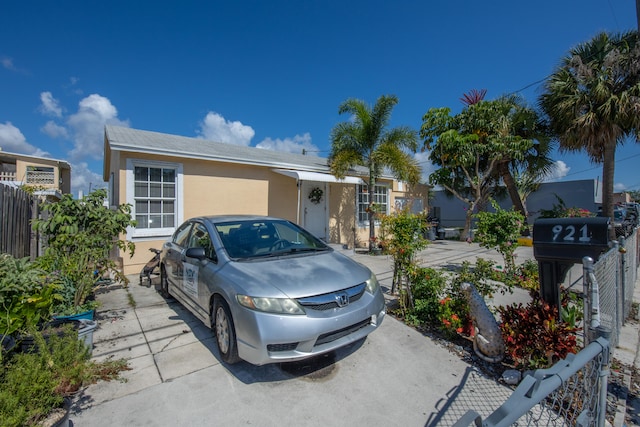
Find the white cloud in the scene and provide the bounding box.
[41,120,69,139]
[67,94,129,161]
[256,133,318,155]
[69,161,106,198]
[543,160,571,182]
[614,182,627,192]
[39,91,63,118]
[0,122,49,157]
[1,57,15,71]
[414,151,436,184]
[197,112,255,146]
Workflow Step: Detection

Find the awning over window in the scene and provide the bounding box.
[273,169,364,184]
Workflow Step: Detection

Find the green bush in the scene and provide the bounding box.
[0,254,59,339]
[33,189,136,315]
[0,326,129,426]
[406,267,447,325]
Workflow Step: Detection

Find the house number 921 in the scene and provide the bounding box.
[551,224,591,243]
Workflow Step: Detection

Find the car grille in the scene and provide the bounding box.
[296,283,366,311]
[267,342,299,352]
[315,318,371,346]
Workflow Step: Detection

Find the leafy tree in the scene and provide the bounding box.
[329,95,421,250]
[459,91,552,226]
[420,98,533,240]
[539,31,640,240]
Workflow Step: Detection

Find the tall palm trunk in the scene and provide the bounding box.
[602,140,617,241]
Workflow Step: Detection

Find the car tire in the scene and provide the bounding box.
[213,298,240,364]
[159,265,170,298]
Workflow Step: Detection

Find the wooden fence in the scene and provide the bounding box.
[0,185,40,260]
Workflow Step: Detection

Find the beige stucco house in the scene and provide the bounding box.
[0,150,71,199]
[104,125,429,275]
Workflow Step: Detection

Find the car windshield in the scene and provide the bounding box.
[214,219,329,259]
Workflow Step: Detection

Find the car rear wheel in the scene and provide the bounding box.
[213,298,240,364]
[159,265,170,298]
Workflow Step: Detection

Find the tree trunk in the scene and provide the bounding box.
[602,140,616,241]
[499,162,527,220]
[368,175,376,251]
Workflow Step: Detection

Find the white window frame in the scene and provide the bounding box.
[126,159,183,239]
[357,184,389,226]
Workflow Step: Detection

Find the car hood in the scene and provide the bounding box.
[219,251,373,298]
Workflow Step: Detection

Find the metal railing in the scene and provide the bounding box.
[447,229,639,426]
[451,337,610,427]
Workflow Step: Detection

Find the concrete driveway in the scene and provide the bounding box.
[70,241,533,426]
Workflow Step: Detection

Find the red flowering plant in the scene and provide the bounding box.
[437,295,468,339]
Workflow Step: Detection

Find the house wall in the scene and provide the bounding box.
[328,184,357,248]
[15,158,68,193]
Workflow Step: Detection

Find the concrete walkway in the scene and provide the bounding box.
[68,240,638,426]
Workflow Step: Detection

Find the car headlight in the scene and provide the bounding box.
[365,273,380,294]
[236,295,305,315]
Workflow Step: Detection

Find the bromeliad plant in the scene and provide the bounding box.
[33,189,136,315]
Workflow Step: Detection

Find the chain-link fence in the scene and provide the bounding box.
[447,229,639,426]
[587,228,638,348]
[445,338,610,427]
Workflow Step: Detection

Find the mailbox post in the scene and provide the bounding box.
[532,217,610,310]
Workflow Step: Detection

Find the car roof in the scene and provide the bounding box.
[190,215,287,224]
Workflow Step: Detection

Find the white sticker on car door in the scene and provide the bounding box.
[183,262,199,297]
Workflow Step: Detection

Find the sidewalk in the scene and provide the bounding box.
[69,240,639,426]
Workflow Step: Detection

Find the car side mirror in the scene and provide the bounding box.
[185,247,206,259]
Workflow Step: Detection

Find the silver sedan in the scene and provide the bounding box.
[159,215,386,365]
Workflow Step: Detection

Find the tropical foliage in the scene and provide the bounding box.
[539,30,640,240]
[329,95,421,250]
[420,97,536,240]
[33,189,136,314]
[474,200,526,275]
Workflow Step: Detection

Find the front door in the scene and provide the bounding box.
[301,181,327,240]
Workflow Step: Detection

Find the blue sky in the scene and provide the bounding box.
[1,1,638,197]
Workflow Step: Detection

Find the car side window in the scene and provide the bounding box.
[190,223,216,261]
[173,222,192,247]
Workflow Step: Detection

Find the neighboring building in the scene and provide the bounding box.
[431,179,602,229]
[104,125,429,275]
[0,150,71,199]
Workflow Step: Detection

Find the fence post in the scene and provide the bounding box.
[596,327,611,427]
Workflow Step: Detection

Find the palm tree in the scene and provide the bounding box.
[539,31,640,240]
[329,95,421,250]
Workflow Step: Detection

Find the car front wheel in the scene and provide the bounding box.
[213,298,240,364]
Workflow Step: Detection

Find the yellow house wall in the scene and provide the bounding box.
[15,158,67,193]
[116,152,300,275]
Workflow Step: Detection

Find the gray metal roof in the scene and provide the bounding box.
[105,125,334,173]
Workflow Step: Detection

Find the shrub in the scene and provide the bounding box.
[450,258,502,298]
[406,267,447,325]
[0,254,59,340]
[509,259,539,291]
[0,326,129,426]
[33,189,136,315]
[474,200,525,275]
[497,294,579,370]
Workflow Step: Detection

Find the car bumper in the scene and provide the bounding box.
[233,290,386,365]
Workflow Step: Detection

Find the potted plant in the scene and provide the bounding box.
[33,189,136,318]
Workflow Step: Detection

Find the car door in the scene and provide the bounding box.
[163,221,193,291]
